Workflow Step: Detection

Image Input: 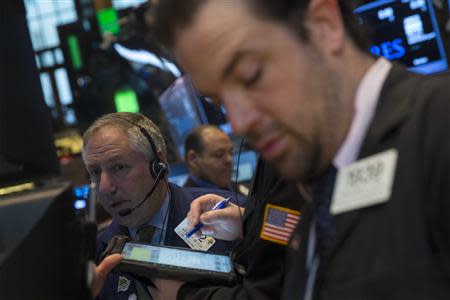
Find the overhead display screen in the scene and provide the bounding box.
[354,0,448,74]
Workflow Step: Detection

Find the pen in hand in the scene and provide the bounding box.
[185,196,231,238]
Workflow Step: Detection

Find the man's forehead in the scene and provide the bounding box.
[173,0,258,91]
[203,132,232,149]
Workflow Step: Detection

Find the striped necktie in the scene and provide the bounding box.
[313,165,338,258]
[304,165,338,300]
[136,225,156,243]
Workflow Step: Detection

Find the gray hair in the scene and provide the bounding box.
[82,112,167,162]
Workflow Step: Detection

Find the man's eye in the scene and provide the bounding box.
[243,68,262,87]
[113,164,126,172]
[112,164,130,175]
[213,151,226,158]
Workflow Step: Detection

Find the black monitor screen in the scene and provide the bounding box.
[1,1,59,185]
[354,0,448,74]
[0,182,92,300]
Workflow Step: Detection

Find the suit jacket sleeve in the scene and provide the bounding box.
[421,76,450,275]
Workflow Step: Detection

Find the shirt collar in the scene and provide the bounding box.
[333,57,392,168]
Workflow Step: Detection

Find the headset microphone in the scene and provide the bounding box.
[118,164,167,217]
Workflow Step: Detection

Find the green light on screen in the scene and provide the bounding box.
[97,8,120,35]
[129,247,151,262]
[114,88,140,112]
[67,35,82,70]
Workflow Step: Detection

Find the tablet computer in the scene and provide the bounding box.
[117,242,236,283]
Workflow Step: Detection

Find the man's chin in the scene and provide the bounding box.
[271,154,308,182]
[115,216,133,227]
[276,164,304,181]
[114,212,142,228]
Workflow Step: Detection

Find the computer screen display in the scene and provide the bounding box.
[354,0,448,74]
[158,76,208,159]
[73,183,89,211]
[232,150,258,183]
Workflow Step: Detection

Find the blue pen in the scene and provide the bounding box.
[185,196,231,238]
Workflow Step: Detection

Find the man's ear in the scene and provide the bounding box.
[156,150,167,164]
[304,0,345,55]
[186,150,199,168]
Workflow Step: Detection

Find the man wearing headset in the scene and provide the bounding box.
[82,112,238,300]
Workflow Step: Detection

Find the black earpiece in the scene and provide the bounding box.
[136,127,168,179]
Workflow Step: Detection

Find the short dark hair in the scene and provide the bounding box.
[151,0,369,52]
[184,125,219,159]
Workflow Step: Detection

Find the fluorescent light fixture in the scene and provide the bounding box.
[114,88,140,112]
[67,35,83,70]
[114,43,181,77]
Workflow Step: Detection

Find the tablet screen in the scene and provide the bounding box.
[122,242,232,273]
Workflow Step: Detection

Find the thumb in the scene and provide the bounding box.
[92,254,123,297]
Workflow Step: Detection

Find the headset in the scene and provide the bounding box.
[117,117,168,217]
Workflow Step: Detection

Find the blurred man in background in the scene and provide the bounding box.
[184,125,248,196]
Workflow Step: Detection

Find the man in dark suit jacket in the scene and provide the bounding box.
[148,0,450,299]
[96,183,237,300]
[82,112,236,300]
[282,62,450,300]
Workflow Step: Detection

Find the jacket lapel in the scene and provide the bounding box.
[326,64,422,263]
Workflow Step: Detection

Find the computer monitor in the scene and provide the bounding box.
[0,182,93,300]
[73,183,90,213]
[0,0,59,186]
[232,150,258,184]
[354,0,448,74]
[158,76,208,158]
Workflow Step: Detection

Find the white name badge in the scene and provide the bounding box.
[331,149,398,215]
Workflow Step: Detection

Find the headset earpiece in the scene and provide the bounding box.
[135,127,167,179]
[151,160,168,179]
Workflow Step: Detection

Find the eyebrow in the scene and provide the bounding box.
[196,50,252,98]
[221,50,251,81]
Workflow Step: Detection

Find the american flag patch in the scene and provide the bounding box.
[260,204,301,245]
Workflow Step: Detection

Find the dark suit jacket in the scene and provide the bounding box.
[178,159,305,300]
[282,65,450,299]
[96,182,237,300]
[183,175,249,200]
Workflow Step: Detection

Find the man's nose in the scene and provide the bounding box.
[98,172,116,195]
[225,153,233,163]
[222,91,261,137]
[224,152,233,165]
